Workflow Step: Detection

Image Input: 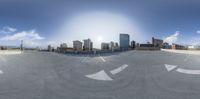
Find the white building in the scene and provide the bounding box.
[73,40,82,51]
[188,45,200,50]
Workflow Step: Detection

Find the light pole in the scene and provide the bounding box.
[20,40,23,52]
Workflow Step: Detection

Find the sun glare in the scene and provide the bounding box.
[97,36,103,42]
[56,11,143,48]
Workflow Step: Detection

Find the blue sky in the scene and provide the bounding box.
[0,0,200,48]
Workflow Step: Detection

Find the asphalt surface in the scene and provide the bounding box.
[0,50,200,99]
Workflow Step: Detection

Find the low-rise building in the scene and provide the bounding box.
[163,42,171,49]
[60,43,67,48]
[172,43,185,50]
[187,45,200,50]
[136,43,160,50]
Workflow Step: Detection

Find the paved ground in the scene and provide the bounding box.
[0,50,22,55]
[161,49,200,55]
[0,50,200,99]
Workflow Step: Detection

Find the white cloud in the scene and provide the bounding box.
[197,30,200,34]
[1,30,44,41]
[0,26,17,34]
[0,29,44,47]
[164,31,180,44]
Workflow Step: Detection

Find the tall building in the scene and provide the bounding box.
[120,34,130,50]
[136,43,140,48]
[90,42,93,50]
[73,40,82,51]
[83,38,93,51]
[131,40,136,49]
[109,41,115,50]
[152,37,163,48]
[48,45,52,51]
[101,43,110,50]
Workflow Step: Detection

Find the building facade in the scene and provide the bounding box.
[109,41,115,50]
[83,38,93,51]
[48,45,53,51]
[101,43,110,50]
[152,37,163,48]
[120,34,130,50]
[172,43,185,50]
[115,42,119,48]
[73,40,82,51]
[163,42,171,49]
[188,45,200,50]
[131,40,136,49]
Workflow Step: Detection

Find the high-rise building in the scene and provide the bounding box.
[90,42,93,50]
[83,38,93,51]
[48,45,52,51]
[152,37,163,48]
[109,41,115,50]
[101,43,110,50]
[120,34,130,50]
[73,40,82,51]
[136,43,140,48]
[131,40,136,49]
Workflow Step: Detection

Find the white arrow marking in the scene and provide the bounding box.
[110,64,128,75]
[99,56,106,62]
[165,64,177,71]
[0,70,4,74]
[176,68,200,75]
[85,70,113,81]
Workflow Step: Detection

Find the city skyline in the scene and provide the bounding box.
[0,0,200,48]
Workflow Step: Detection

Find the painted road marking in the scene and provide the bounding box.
[0,70,4,74]
[110,64,128,75]
[176,68,200,75]
[165,64,200,75]
[164,64,177,71]
[85,70,113,81]
[99,56,106,62]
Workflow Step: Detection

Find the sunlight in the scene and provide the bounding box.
[56,11,144,48]
[97,36,103,42]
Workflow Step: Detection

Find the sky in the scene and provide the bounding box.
[0,0,200,48]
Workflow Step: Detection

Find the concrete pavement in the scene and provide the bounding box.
[0,51,200,99]
[0,50,22,55]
